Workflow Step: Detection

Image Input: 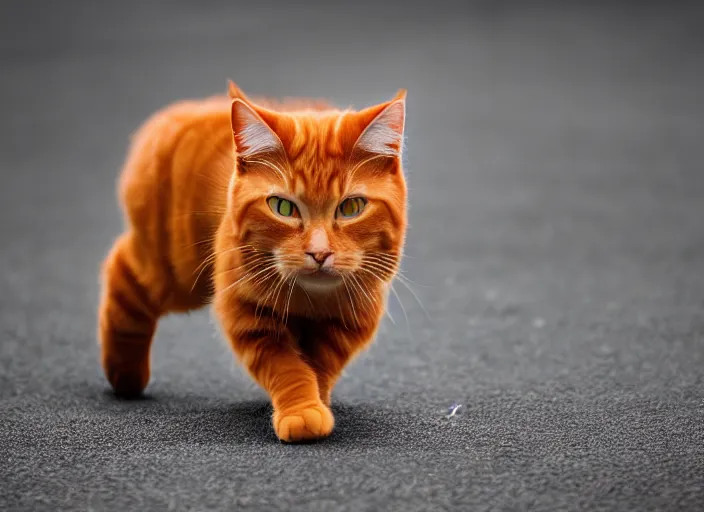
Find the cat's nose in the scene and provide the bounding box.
[305,251,334,267]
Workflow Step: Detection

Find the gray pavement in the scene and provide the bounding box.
[1,1,703,510]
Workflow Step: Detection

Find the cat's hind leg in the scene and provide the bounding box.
[98,232,164,397]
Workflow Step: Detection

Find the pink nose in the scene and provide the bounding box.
[305,251,333,267]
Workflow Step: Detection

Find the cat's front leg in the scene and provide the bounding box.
[301,323,375,406]
[223,316,334,442]
[302,341,354,406]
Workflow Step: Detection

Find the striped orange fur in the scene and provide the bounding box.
[98,82,407,442]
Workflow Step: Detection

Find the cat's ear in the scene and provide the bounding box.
[227,80,251,102]
[230,98,284,160]
[353,90,406,158]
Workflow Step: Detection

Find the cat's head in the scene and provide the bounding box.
[226,83,407,295]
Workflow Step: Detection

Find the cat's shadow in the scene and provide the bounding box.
[98,389,394,446]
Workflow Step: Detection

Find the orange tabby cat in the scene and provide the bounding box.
[98,81,407,442]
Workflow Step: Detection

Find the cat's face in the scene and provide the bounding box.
[227,92,407,294]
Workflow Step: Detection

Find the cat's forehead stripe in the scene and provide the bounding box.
[328,176,340,196]
[294,177,306,196]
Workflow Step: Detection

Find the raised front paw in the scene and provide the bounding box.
[273,402,334,442]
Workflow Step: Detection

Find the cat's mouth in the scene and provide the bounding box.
[295,269,343,290]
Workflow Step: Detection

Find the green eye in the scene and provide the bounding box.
[267,196,298,218]
[337,197,367,219]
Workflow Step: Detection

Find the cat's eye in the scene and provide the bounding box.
[267,196,299,218]
[337,197,367,219]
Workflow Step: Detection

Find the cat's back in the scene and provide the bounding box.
[115,96,235,305]
[118,96,232,216]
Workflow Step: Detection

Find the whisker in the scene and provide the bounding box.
[218,259,276,298]
[254,276,278,326]
[395,276,432,322]
[193,244,258,276]
[349,272,376,313]
[283,275,297,326]
[181,233,219,251]
[364,253,428,287]
[335,288,350,330]
[268,270,289,312]
[254,271,285,326]
[269,274,291,339]
[191,259,214,294]
[355,268,395,324]
[360,260,397,280]
[212,257,270,279]
[355,271,394,324]
[343,273,368,316]
[208,254,271,283]
[251,268,279,288]
[341,275,358,327]
[298,282,314,308]
[361,260,416,285]
[389,281,412,339]
[361,260,431,322]
[356,266,387,285]
[393,271,429,289]
[225,263,277,292]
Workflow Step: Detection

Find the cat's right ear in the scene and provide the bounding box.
[230,99,285,162]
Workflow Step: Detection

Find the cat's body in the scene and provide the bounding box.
[99,83,407,442]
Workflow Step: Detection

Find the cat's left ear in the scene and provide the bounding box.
[230,98,285,160]
[353,90,406,158]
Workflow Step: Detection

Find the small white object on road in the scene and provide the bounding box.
[446,403,463,419]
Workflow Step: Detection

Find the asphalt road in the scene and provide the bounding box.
[1,1,703,510]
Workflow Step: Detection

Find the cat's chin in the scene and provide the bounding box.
[296,271,343,292]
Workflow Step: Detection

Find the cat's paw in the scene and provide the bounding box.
[103,358,149,398]
[273,402,334,442]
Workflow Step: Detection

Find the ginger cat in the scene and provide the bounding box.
[98,82,407,442]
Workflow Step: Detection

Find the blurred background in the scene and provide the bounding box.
[1,1,703,510]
